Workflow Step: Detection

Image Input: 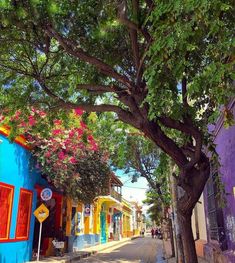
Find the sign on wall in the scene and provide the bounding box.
[40,188,53,201]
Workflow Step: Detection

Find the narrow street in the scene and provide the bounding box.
[78,235,164,263]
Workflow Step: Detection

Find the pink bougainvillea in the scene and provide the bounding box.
[0,107,111,201]
[74,108,84,116]
[28,115,36,126]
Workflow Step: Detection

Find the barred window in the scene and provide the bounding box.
[206,171,227,251]
[15,189,33,240]
[0,183,14,240]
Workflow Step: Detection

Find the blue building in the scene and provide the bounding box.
[0,128,62,263]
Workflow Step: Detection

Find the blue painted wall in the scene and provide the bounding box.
[0,134,48,263]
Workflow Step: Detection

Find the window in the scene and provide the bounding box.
[15,189,32,240]
[206,170,227,250]
[0,183,14,240]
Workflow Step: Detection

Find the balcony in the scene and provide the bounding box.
[110,188,122,202]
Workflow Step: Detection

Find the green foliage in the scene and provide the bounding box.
[0,1,234,216]
[87,112,165,190]
[0,0,233,138]
[146,0,234,124]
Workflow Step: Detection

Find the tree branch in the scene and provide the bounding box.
[45,25,133,90]
[158,116,203,171]
[182,77,188,108]
[136,40,152,84]
[118,1,140,70]
[35,79,142,129]
[76,84,127,94]
[118,16,152,43]
[143,121,188,168]
[0,63,34,77]
[133,146,164,199]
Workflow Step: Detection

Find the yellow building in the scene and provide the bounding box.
[65,172,124,251]
[129,201,143,235]
[122,199,133,238]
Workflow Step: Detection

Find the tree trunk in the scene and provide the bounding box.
[176,158,210,263]
[178,212,197,263]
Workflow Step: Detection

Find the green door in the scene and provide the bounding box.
[100,212,106,244]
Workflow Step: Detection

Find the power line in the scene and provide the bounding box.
[122,185,148,189]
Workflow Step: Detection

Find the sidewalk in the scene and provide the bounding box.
[29,236,141,263]
[163,239,209,263]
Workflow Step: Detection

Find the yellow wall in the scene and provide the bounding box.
[66,198,72,236]
[84,216,89,234]
[93,201,101,234]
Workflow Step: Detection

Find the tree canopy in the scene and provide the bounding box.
[0,1,233,160]
[0,2,234,261]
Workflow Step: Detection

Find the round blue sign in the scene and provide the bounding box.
[40,188,53,201]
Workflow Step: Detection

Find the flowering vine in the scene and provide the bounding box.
[0,108,110,202]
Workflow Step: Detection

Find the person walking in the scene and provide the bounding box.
[151,228,155,238]
[141,228,145,237]
[154,228,158,239]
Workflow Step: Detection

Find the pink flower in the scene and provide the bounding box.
[64,138,72,147]
[76,128,84,136]
[19,121,27,127]
[90,144,98,151]
[58,151,65,160]
[77,142,85,149]
[39,111,47,118]
[45,151,51,158]
[80,121,87,129]
[52,129,62,135]
[53,119,62,125]
[74,108,84,116]
[14,110,21,120]
[90,141,98,151]
[0,115,5,122]
[68,130,75,138]
[69,157,77,164]
[28,116,36,126]
[87,134,94,141]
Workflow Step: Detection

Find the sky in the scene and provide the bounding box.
[115,169,150,214]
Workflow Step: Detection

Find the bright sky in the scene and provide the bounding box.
[115,170,150,214]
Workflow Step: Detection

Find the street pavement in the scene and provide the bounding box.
[77,234,165,263]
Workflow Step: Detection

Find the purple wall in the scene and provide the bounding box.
[205,99,235,262]
[215,102,235,251]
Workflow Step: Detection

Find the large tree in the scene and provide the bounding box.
[0,1,234,261]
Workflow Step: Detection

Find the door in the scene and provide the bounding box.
[100,212,106,244]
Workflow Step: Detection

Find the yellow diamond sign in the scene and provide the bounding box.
[34,203,49,223]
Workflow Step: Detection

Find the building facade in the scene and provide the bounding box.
[0,128,67,262]
[0,128,140,262]
[203,100,235,263]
